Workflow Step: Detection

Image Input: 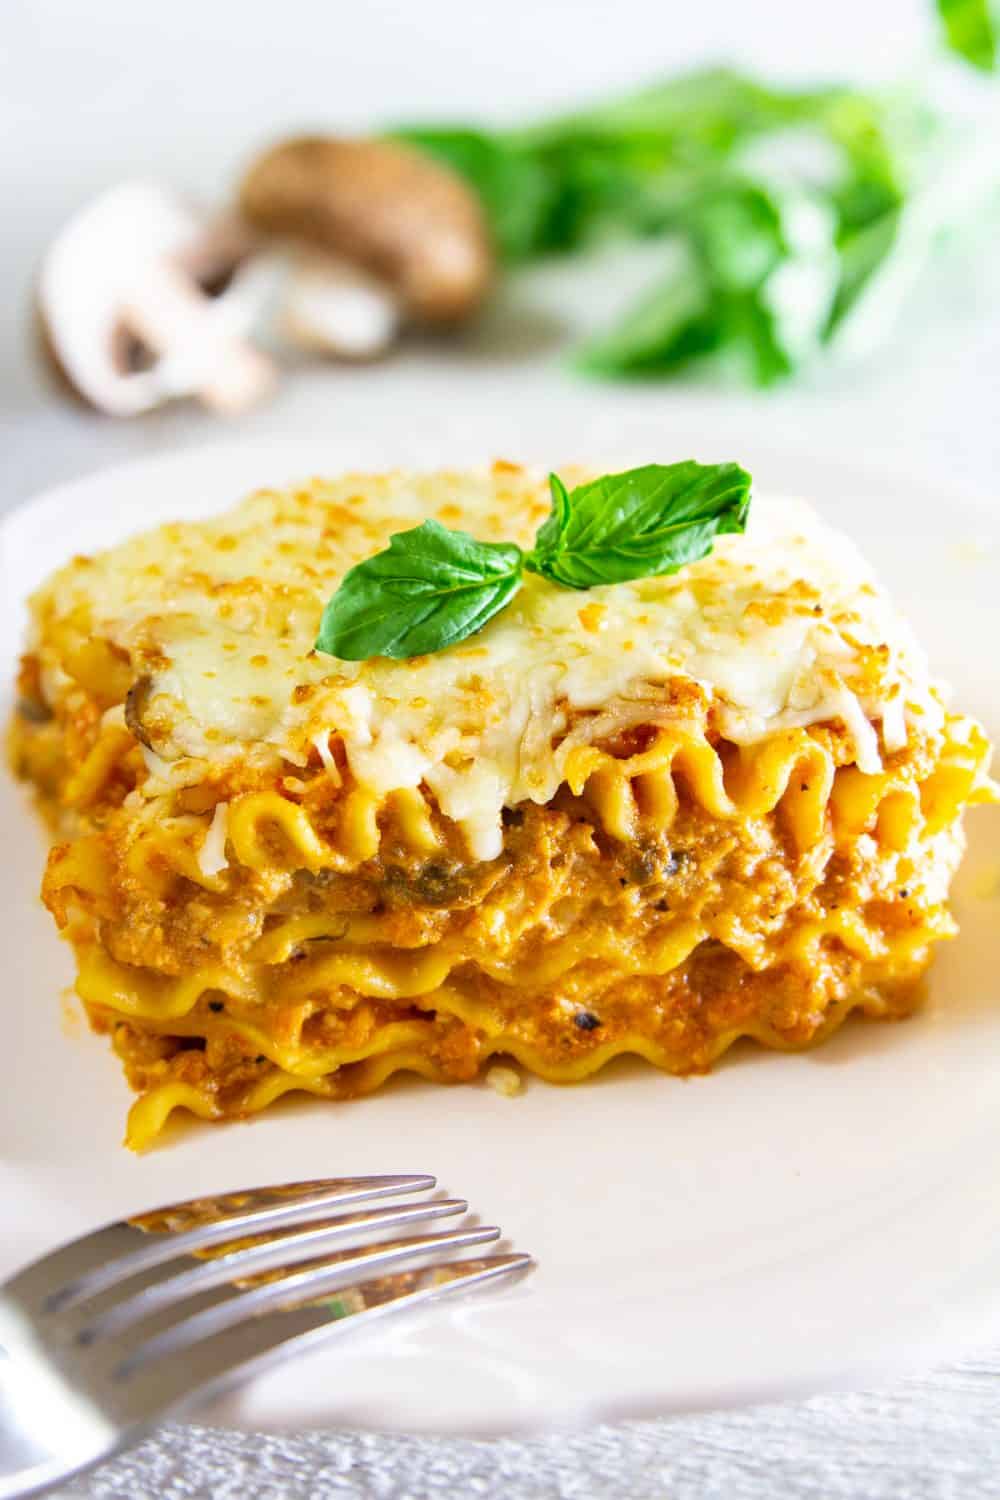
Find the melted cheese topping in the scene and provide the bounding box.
[30,466,939,860]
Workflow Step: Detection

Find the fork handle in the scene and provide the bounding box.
[0,1340,121,1499]
[0,1399,67,1500]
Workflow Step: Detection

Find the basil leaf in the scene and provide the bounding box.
[315,520,524,661]
[937,0,998,70]
[531,472,572,558]
[580,179,840,385]
[522,68,817,157]
[576,246,719,377]
[527,462,751,589]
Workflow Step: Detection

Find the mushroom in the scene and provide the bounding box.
[37,181,279,416]
[238,136,493,354]
[278,247,402,360]
[123,675,156,751]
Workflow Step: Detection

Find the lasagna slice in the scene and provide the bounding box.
[11,464,994,1148]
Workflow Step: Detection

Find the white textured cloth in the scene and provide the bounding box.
[54,1358,1000,1499]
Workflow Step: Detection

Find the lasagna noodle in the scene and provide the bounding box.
[10,467,995,1147]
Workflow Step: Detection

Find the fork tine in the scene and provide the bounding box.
[113,1224,503,1374]
[125,1178,436,1234]
[114,1253,534,1426]
[7,1176,435,1314]
[76,1199,470,1343]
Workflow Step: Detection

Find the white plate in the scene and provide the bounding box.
[2,437,1000,1437]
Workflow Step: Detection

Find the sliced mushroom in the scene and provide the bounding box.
[239,136,493,329]
[124,675,157,751]
[37,181,279,416]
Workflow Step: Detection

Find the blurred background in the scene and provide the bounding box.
[3,0,1000,505]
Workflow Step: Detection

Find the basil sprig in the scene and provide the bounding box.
[391,69,914,386]
[315,460,751,661]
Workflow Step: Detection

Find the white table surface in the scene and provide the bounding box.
[5,1,1000,1495]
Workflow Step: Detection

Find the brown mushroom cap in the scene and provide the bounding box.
[239,136,493,324]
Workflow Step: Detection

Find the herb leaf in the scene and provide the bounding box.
[937,0,998,69]
[527,462,752,589]
[315,463,752,661]
[315,520,524,661]
[532,472,572,558]
[580,179,845,385]
[574,247,719,378]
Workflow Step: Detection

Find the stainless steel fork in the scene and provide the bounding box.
[0,1175,533,1498]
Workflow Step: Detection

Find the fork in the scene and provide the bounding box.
[0,1174,533,1498]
